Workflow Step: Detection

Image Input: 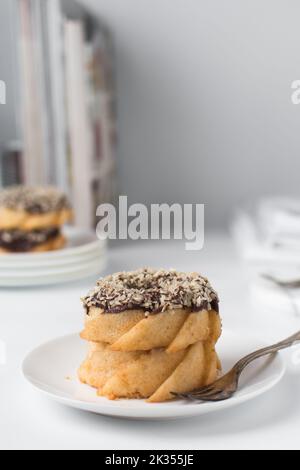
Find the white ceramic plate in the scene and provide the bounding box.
[0,247,106,274]
[22,329,286,421]
[0,247,105,271]
[0,257,107,287]
[0,255,106,278]
[0,227,107,286]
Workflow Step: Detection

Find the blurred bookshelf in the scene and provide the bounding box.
[0,0,117,228]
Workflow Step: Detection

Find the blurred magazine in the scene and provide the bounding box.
[232,197,300,268]
[10,0,117,228]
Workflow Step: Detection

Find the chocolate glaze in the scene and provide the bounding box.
[0,227,60,252]
[83,268,220,316]
[86,298,219,316]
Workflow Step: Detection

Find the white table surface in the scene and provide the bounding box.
[1,235,300,450]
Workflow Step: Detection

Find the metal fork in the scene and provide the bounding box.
[174,330,300,402]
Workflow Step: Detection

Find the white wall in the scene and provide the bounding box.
[83,0,300,228]
[0,0,20,146]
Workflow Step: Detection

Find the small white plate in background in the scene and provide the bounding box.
[0,227,106,286]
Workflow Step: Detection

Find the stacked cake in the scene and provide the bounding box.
[79,268,222,403]
[0,186,73,253]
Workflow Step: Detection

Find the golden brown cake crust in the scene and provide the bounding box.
[79,307,222,402]
[0,207,73,231]
[79,339,221,403]
[81,308,221,352]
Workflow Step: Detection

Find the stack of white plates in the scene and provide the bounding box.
[0,227,107,287]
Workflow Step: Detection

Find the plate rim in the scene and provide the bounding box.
[0,227,106,262]
[0,258,107,287]
[0,246,106,270]
[22,332,286,420]
[0,254,107,278]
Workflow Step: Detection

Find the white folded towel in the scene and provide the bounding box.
[258,197,300,248]
[232,197,300,265]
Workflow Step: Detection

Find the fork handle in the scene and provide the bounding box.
[235,330,300,374]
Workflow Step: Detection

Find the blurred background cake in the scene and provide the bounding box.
[0,186,73,253]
